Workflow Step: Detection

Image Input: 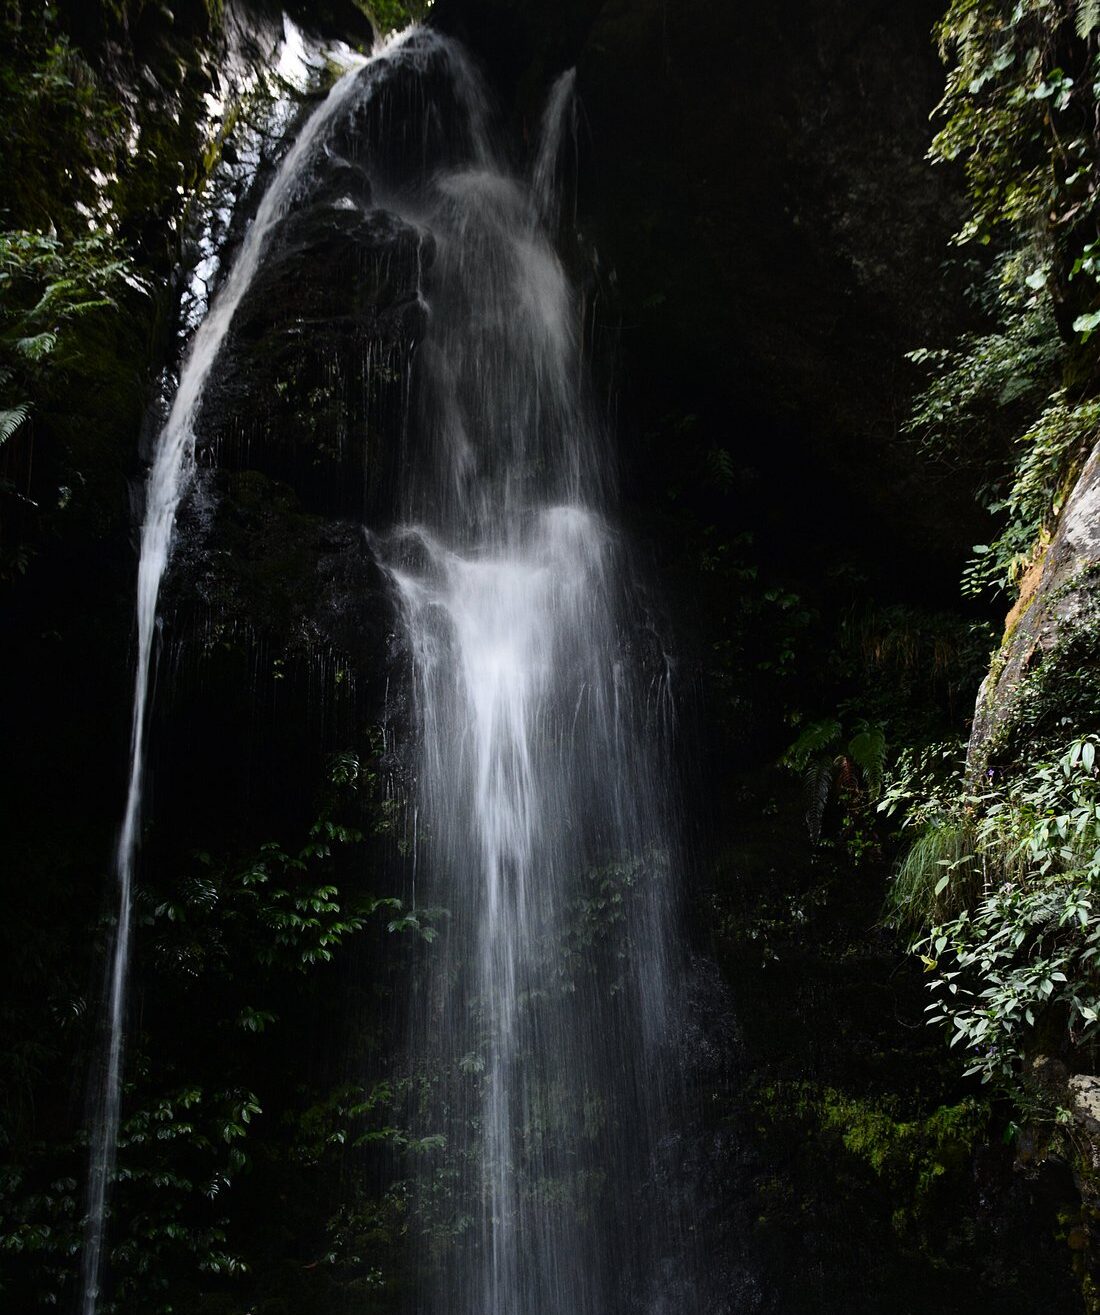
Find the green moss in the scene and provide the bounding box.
[361,1,429,34]
[1000,582,1038,648]
[985,603,1100,768]
[786,1084,988,1226]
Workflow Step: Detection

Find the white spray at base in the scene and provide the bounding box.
[77,25,392,1313]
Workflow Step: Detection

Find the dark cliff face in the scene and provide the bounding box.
[1,0,972,959]
[432,0,976,583]
[160,85,430,850]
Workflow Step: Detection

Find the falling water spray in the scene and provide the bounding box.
[368,35,697,1314]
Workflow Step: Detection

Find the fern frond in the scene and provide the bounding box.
[781,718,841,773]
[705,446,735,489]
[65,296,115,317]
[1077,0,1100,40]
[15,331,57,361]
[803,756,835,842]
[0,404,29,445]
[848,725,886,800]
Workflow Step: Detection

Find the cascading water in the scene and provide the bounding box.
[368,32,698,1315]
[84,17,700,1312]
[532,68,578,232]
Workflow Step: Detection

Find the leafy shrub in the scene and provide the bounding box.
[910,0,1100,604]
[782,718,886,842]
[890,738,1100,1098]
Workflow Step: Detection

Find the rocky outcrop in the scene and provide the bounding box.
[968,439,1100,769]
[1,3,379,907]
[1013,1060,1100,1307]
[158,100,432,830]
[197,192,427,521]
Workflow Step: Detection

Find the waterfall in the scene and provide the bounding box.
[370,33,695,1315]
[83,18,698,1311]
[79,29,386,1314]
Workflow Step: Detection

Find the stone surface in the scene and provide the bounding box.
[196,196,426,521]
[1070,1074,1100,1148]
[968,438,1100,767]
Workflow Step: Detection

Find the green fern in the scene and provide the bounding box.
[0,403,29,445]
[704,445,735,489]
[14,331,57,362]
[781,719,841,773]
[785,720,886,839]
[804,757,835,843]
[1077,0,1100,39]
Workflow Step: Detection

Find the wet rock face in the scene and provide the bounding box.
[174,469,391,661]
[154,24,542,847]
[434,0,974,577]
[968,440,1100,769]
[197,184,428,522]
[158,463,395,845]
[157,73,438,837]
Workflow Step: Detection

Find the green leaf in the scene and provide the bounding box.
[848,724,886,799]
[0,404,29,445]
[780,719,841,772]
[1077,0,1100,40]
[1073,309,1100,340]
[14,331,57,361]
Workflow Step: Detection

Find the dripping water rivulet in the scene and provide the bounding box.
[82,24,403,1314]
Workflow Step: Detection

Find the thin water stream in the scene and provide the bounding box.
[81,29,384,1315]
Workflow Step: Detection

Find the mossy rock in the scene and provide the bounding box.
[969,440,1100,772]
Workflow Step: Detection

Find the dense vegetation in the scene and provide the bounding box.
[883,0,1100,1117]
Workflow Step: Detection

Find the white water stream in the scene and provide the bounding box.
[370,32,691,1314]
[79,27,383,1314]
